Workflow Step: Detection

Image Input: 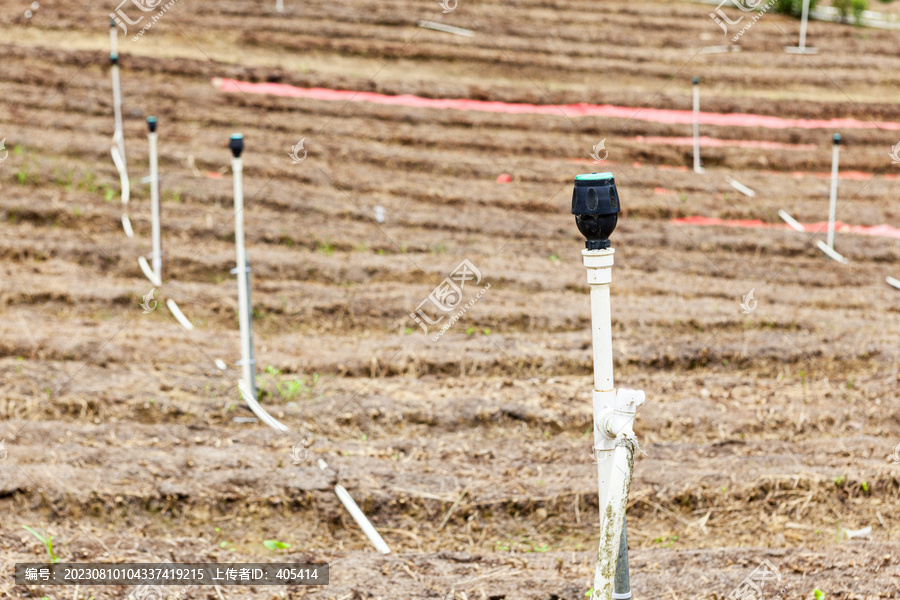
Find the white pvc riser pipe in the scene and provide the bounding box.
[593,441,634,599]
[827,139,840,249]
[149,130,161,280]
[692,79,701,174]
[799,0,811,49]
[232,156,254,395]
[583,249,619,532]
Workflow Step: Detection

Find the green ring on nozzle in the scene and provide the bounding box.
[575,172,614,182]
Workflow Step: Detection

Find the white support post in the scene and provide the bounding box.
[230,134,255,397]
[276,0,284,12]
[799,0,810,49]
[826,133,840,249]
[692,76,703,174]
[585,248,617,518]
[816,133,848,263]
[785,0,818,54]
[148,117,161,281]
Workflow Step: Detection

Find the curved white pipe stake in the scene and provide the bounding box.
[417,20,475,37]
[886,276,900,290]
[778,209,805,232]
[334,486,392,555]
[121,213,134,238]
[166,299,194,330]
[138,256,162,286]
[317,459,391,554]
[110,54,126,172]
[111,145,130,205]
[147,117,161,281]
[725,176,756,198]
[238,379,288,432]
[692,76,703,174]
[816,239,849,264]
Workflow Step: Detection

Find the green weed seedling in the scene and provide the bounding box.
[263,540,290,551]
[23,526,58,563]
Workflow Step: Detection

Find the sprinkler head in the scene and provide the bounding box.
[147,116,157,133]
[572,172,620,250]
[110,53,118,65]
[229,133,244,158]
[110,17,116,28]
[693,76,699,85]
[833,133,841,145]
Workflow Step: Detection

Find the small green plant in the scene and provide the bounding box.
[774,0,821,18]
[23,526,59,563]
[263,539,290,551]
[585,588,593,598]
[860,481,869,492]
[652,534,678,548]
[316,241,334,256]
[833,0,868,23]
[814,589,826,600]
[834,475,845,486]
[263,366,319,401]
[548,253,561,263]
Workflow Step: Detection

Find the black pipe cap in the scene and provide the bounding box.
[229,134,244,158]
[572,172,619,250]
[147,116,157,133]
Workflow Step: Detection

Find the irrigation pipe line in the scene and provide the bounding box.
[725,176,756,198]
[317,459,391,555]
[111,145,133,238]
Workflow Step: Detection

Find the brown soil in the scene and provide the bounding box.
[1,0,899,598]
